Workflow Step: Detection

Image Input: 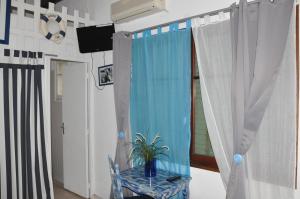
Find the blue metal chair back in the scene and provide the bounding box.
[108,156,124,199]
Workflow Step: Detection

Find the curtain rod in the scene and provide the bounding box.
[132,0,260,34]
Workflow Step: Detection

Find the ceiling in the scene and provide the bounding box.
[41,0,63,8]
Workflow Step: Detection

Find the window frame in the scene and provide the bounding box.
[190,35,219,172]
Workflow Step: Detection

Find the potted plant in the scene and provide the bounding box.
[129,133,169,177]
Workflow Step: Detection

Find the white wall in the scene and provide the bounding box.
[85,0,233,198]
[89,52,226,198]
[90,51,118,198]
[0,2,95,199]
[56,0,95,18]
[93,1,300,199]
[90,0,238,31]
[0,2,98,199]
[58,0,300,198]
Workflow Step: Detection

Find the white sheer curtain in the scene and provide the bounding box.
[192,14,233,186]
[192,8,296,199]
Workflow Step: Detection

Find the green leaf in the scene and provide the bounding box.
[129,132,169,164]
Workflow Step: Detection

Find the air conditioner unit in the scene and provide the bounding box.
[111,0,166,23]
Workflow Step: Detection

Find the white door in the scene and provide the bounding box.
[62,62,89,198]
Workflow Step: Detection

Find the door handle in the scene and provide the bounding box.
[61,123,65,135]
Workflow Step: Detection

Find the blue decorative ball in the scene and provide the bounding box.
[118,131,125,140]
[233,154,243,165]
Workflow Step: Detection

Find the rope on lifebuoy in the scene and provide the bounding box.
[40,14,66,44]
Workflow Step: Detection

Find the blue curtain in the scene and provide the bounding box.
[130,22,191,180]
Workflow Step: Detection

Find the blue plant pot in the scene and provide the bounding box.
[145,159,157,177]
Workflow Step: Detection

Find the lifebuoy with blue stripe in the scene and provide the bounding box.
[40,14,66,44]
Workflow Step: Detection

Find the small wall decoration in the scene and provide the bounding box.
[40,13,66,44]
[98,64,113,86]
[0,0,11,44]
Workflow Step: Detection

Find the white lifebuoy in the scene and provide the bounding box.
[40,14,66,44]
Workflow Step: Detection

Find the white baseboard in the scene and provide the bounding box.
[90,194,103,199]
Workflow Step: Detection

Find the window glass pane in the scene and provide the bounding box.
[57,64,64,75]
[55,64,63,101]
[194,79,214,157]
[56,76,63,97]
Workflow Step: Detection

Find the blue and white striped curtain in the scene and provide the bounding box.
[0,50,54,199]
[131,21,192,198]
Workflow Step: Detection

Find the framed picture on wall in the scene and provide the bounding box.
[0,0,11,44]
[98,64,113,86]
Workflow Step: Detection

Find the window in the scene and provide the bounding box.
[54,62,64,101]
[190,37,219,172]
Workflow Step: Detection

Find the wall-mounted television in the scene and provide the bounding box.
[76,24,115,53]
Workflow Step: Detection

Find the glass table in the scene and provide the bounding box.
[119,167,191,199]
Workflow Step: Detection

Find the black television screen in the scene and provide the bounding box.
[76,24,115,53]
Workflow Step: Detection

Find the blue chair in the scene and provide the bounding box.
[108,156,152,199]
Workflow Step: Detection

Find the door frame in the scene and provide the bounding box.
[44,55,94,198]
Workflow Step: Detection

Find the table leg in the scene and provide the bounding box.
[182,183,190,199]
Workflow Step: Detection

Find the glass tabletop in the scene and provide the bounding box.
[120,166,191,199]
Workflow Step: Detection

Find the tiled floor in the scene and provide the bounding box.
[53,184,84,199]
